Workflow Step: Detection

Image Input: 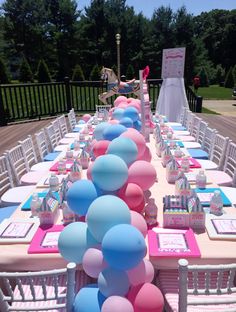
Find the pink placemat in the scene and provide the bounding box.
[28,225,64,254]
[176,157,201,168]
[49,160,74,172]
[148,228,201,257]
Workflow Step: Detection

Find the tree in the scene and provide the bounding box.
[216,64,225,85]
[72,64,85,81]
[0,57,10,83]
[19,56,33,82]
[36,59,52,82]
[126,64,135,79]
[224,66,234,88]
[89,64,101,80]
[199,67,209,87]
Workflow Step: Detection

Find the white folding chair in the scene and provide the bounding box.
[18,135,52,172]
[0,262,77,311]
[35,130,61,162]
[207,141,236,187]
[158,259,236,312]
[0,154,35,207]
[57,115,69,138]
[51,119,73,145]
[196,120,208,145]
[6,145,45,186]
[190,115,201,138]
[45,125,67,152]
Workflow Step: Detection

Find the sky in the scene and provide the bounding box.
[0,0,235,18]
[75,0,235,18]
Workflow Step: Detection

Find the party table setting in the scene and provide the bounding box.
[1,92,236,311]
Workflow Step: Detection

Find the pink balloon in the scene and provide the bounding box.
[82,113,91,122]
[92,140,110,158]
[82,248,107,278]
[86,161,94,180]
[127,283,164,312]
[127,98,133,103]
[128,161,157,191]
[131,197,145,213]
[127,259,154,286]
[114,96,128,107]
[117,103,128,109]
[118,183,144,210]
[109,119,120,124]
[102,296,134,312]
[137,146,152,162]
[130,211,147,237]
[121,129,146,158]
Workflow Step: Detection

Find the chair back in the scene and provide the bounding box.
[201,127,217,156]
[178,259,236,312]
[0,155,14,198]
[45,125,58,151]
[223,141,236,186]
[6,145,29,185]
[210,134,230,170]
[51,119,62,142]
[35,130,50,162]
[196,120,208,146]
[0,262,76,312]
[179,108,188,126]
[185,112,195,132]
[68,109,77,131]
[190,116,201,138]
[18,135,38,169]
[57,115,68,137]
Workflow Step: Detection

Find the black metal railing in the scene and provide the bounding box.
[0,78,201,126]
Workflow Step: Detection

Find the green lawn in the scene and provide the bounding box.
[196,85,232,100]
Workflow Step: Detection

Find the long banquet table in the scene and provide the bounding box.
[1,128,236,272]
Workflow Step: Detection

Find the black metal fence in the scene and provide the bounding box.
[0,78,201,126]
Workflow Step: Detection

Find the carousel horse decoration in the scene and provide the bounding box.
[99,65,150,104]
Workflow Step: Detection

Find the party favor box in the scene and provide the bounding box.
[163,195,189,228]
[38,191,59,225]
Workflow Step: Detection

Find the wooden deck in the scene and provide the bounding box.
[0,113,235,157]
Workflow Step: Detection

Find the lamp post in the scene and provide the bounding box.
[115,33,121,83]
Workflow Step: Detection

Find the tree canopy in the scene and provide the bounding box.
[0,0,235,84]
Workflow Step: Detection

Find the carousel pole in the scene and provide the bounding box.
[115,33,121,84]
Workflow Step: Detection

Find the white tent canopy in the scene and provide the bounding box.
[156,77,189,122]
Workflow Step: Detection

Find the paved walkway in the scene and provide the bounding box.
[203,100,236,116]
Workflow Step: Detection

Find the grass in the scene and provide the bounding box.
[201,107,220,115]
[196,85,232,100]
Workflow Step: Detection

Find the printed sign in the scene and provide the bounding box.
[161,47,186,78]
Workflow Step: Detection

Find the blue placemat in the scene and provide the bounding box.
[165,140,184,148]
[70,142,86,150]
[170,125,187,131]
[194,188,232,207]
[21,192,60,211]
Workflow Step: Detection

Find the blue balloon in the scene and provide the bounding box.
[106,137,138,165]
[86,195,131,242]
[102,224,146,270]
[91,154,128,191]
[73,284,106,312]
[123,107,139,122]
[112,108,124,121]
[58,222,98,264]
[78,119,86,124]
[98,267,130,297]
[67,179,98,216]
[133,120,142,131]
[103,124,127,141]
[119,117,133,128]
[93,122,109,141]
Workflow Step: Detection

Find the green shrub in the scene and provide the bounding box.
[126,64,135,79]
[36,59,52,82]
[89,64,101,80]
[224,66,234,88]
[0,57,10,83]
[199,67,209,87]
[215,64,225,86]
[19,56,33,82]
[72,64,85,81]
